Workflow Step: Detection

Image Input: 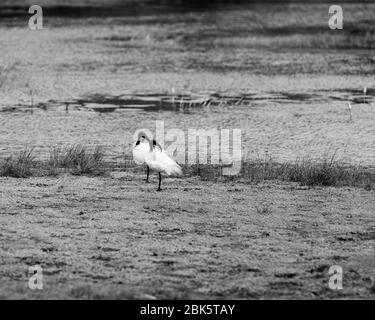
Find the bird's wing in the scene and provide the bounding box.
[153,150,183,176]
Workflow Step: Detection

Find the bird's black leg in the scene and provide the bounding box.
[145,166,150,183]
[157,172,162,191]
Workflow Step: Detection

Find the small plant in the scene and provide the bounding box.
[0,148,35,178]
[254,201,272,214]
[51,144,106,175]
[286,154,352,187]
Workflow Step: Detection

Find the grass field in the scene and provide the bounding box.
[1,2,375,299]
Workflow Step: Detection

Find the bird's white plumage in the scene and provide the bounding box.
[132,135,182,175]
[132,140,150,165]
[132,132,182,190]
[132,139,163,165]
[144,148,182,176]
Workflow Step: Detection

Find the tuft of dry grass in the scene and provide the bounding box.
[0,148,35,178]
[285,156,351,187]
[254,201,272,215]
[0,145,106,178]
[49,145,106,175]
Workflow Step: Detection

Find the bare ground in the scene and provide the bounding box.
[1,172,375,299]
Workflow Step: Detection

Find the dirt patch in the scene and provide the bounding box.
[1,174,375,299]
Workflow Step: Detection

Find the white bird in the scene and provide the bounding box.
[132,133,154,183]
[133,131,182,191]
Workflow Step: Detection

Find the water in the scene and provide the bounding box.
[0,2,374,166]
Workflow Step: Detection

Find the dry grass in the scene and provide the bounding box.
[1,147,374,190]
[254,201,272,215]
[0,145,106,177]
[0,148,35,178]
[183,155,375,190]
[47,145,106,175]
